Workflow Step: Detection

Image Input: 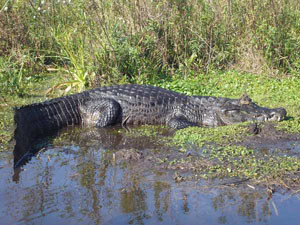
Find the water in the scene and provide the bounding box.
[1,126,300,225]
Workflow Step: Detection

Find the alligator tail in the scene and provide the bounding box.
[14,91,90,153]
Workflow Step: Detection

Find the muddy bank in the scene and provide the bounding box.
[242,123,300,153]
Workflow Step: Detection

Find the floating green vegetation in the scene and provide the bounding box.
[196,145,300,185]
[173,123,251,148]
[172,121,300,187]
[277,118,300,134]
[122,125,170,138]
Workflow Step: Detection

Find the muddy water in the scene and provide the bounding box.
[1,126,300,225]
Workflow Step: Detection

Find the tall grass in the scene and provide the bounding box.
[0,0,299,94]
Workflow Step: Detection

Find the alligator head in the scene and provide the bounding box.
[193,94,287,126]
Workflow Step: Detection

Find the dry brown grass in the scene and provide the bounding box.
[0,11,29,55]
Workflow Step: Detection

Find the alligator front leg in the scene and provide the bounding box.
[80,98,121,127]
[167,116,199,129]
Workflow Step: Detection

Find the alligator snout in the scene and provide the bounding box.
[268,108,287,121]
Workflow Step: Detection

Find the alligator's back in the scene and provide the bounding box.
[90,84,188,104]
[91,84,190,125]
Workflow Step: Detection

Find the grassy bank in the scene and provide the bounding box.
[1,71,300,151]
[1,0,300,97]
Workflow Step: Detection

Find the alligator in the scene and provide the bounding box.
[14,84,286,148]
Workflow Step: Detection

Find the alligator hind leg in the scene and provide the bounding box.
[80,98,121,127]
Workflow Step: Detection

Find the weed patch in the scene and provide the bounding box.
[173,124,251,147]
[171,125,300,188]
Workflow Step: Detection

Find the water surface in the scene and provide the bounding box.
[1,126,300,225]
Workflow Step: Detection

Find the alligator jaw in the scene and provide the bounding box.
[270,108,287,122]
[217,106,287,125]
[256,108,286,122]
[267,109,287,122]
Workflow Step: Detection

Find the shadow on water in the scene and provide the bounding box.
[12,125,173,182]
[4,125,300,224]
[13,129,58,182]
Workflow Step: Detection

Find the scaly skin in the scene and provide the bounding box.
[14,84,287,145]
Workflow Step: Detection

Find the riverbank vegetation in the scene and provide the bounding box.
[1,0,300,150]
[1,0,300,94]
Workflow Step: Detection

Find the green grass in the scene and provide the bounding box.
[1,0,300,92]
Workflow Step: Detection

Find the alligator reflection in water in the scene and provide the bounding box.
[8,125,300,224]
[12,125,171,182]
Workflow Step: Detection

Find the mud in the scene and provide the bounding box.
[241,123,300,155]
